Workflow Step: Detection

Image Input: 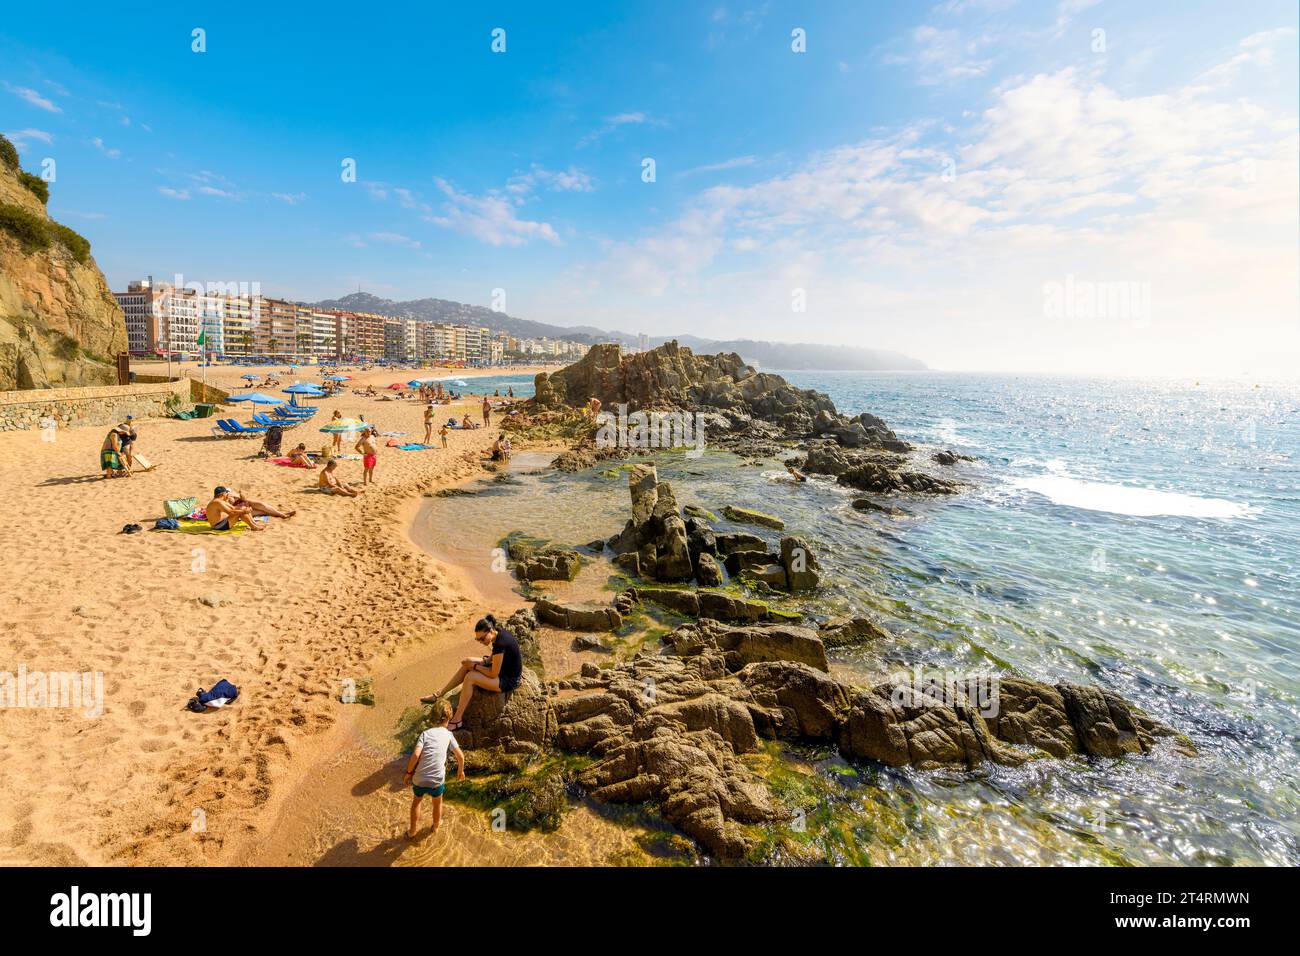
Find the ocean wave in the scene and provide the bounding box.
[1011,473,1254,519]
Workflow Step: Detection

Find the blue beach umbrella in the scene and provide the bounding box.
[324,375,349,382]
[241,374,258,381]
[228,392,283,405]
[283,383,326,394]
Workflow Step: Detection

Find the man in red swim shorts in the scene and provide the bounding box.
[355,427,378,485]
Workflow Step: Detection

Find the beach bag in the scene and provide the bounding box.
[188,678,239,713]
[164,496,198,518]
[154,518,180,531]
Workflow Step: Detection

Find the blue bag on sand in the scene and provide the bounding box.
[198,679,239,705]
[154,518,180,530]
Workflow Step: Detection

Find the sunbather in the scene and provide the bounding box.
[206,487,264,532]
[318,459,364,496]
[230,489,295,519]
[287,443,316,468]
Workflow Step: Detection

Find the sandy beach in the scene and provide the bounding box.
[0,363,549,865]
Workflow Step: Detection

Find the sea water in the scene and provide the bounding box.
[425,372,1300,865]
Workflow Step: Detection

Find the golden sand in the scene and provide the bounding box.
[0,363,555,865]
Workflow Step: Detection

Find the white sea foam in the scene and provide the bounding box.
[1012,473,1252,519]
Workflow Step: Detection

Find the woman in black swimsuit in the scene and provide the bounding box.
[421,613,523,731]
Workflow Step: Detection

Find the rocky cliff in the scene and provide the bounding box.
[0,134,126,390]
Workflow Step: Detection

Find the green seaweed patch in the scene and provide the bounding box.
[683,504,718,523]
[445,752,593,834]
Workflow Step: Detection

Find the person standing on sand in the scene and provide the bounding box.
[439,422,450,449]
[355,427,378,485]
[420,613,522,731]
[423,404,435,444]
[481,395,492,426]
[402,699,465,839]
[329,409,344,453]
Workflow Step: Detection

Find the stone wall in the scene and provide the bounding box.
[0,379,192,432]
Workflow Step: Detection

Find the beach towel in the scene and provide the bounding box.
[268,457,313,468]
[101,449,123,471]
[397,443,438,450]
[153,517,267,535]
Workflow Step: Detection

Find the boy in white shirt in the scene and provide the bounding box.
[402,699,465,838]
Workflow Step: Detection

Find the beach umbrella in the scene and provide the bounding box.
[324,374,351,381]
[283,383,326,395]
[389,383,408,390]
[228,392,284,405]
[320,417,368,433]
[241,374,258,381]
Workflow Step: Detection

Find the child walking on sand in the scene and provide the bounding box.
[402,700,465,839]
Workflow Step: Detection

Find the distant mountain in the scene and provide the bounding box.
[309,292,926,371]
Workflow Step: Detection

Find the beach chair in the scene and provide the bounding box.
[216,419,267,436]
[254,413,296,428]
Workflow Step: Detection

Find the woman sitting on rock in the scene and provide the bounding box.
[421,613,523,731]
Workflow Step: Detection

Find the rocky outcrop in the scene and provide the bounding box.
[817,615,891,647]
[0,135,127,390]
[531,341,909,457]
[534,597,623,632]
[507,540,581,582]
[451,619,1194,859]
[797,440,960,496]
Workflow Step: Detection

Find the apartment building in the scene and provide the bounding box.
[113,278,225,358]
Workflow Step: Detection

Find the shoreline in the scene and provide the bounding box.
[234,450,657,866]
[0,365,536,865]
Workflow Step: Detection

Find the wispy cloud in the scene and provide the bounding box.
[577,111,665,148]
[158,187,191,200]
[428,178,561,247]
[5,83,62,113]
[678,155,758,180]
[506,164,595,195]
[91,137,122,159]
[4,128,53,150]
[272,191,308,204]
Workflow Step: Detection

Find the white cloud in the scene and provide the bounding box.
[4,128,53,150]
[577,112,665,148]
[557,40,1299,376]
[272,192,308,204]
[5,83,61,113]
[91,137,122,159]
[506,164,595,195]
[158,187,191,200]
[367,231,421,249]
[427,178,561,247]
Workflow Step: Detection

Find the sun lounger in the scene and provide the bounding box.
[254,413,297,428]
[216,419,267,436]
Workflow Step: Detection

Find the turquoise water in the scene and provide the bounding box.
[428,371,1299,864]
[439,373,536,398]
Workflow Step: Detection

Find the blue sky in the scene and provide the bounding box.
[2,1,1297,374]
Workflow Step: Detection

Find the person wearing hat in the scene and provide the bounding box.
[204,486,264,532]
[117,416,139,470]
[100,424,131,479]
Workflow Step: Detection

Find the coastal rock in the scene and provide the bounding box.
[818,615,891,647]
[534,597,623,632]
[931,449,975,466]
[779,535,820,591]
[837,461,960,496]
[454,627,1193,858]
[529,341,904,458]
[723,549,780,576]
[505,608,544,675]
[455,669,554,753]
[695,551,724,587]
[722,505,785,530]
[510,545,581,583]
[715,532,768,555]
[667,620,828,672]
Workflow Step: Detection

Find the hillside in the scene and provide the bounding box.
[0,134,126,389]
[311,291,926,371]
